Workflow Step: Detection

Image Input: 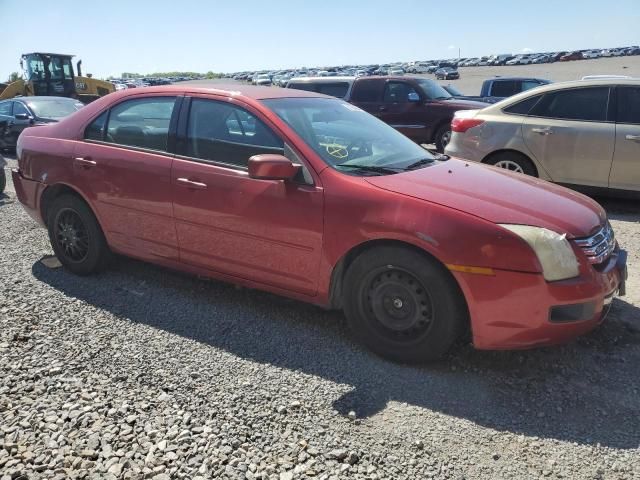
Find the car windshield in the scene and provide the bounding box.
[26,98,83,119]
[262,97,435,174]
[443,84,463,96]
[414,79,452,99]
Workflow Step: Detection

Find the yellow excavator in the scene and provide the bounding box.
[0,52,115,104]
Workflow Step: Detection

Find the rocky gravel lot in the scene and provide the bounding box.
[1,155,639,480]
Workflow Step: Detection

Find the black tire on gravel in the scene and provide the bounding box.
[46,194,109,275]
[0,170,6,195]
[343,246,467,363]
[485,151,537,177]
[434,124,452,153]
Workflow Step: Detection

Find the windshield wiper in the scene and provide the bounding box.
[405,158,436,170]
[335,164,402,175]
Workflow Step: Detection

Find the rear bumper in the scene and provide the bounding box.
[453,249,626,350]
[11,169,46,226]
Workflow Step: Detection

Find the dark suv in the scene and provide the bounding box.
[287,76,487,151]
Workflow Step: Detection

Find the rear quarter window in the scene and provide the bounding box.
[502,94,543,116]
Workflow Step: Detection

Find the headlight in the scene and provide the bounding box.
[499,225,580,281]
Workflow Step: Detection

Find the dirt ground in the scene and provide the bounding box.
[429,55,640,95]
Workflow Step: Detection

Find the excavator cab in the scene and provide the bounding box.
[21,53,77,98]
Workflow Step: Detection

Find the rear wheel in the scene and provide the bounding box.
[343,246,467,363]
[47,194,109,275]
[0,170,6,194]
[485,151,537,176]
[434,124,452,153]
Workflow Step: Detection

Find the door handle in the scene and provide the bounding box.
[625,134,640,142]
[176,177,207,189]
[531,127,553,135]
[378,106,387,112]
[73,157,97,167]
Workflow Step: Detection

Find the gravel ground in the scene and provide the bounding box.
[1,155,639,480]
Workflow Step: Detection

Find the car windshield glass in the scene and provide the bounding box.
[443,85,463,96]
[27,99,83,119]
[414,79,452,99]
[262,97,435,174]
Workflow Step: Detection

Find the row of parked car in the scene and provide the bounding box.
[109,76,201,91]
[229,45,640,87]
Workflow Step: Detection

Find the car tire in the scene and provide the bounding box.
[434,124,452,153]
[485,151,537,176]
[0,169,5,195]
[47,194,109,275]
[343,246,467,363]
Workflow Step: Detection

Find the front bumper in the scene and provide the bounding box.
[11,169,46,226]
[453,248,627,350]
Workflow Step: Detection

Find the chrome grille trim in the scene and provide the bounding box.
[573,222,616,265]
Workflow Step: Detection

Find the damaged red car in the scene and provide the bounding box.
[12,85,627,362]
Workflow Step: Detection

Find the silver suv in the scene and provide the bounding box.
[445,79,640,195]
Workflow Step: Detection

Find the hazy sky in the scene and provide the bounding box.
[1,0,638,80]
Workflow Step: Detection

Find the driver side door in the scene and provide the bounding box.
[171,96,324,296]
[376,81,429,143]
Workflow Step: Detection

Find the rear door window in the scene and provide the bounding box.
[502,94,543,116]
[616,86,640,124]
[105,97,177,151]
[84,111,108,141]
[185,98,283,167]
[317,82,350,98]
[531,87,610,122]
[350,79,383,102]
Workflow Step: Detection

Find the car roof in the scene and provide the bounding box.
[287,76,355,83]
[485,78,640,111]
[112,83,332,100]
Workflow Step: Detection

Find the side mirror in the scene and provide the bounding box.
[407,92,420,102]
[14,113,30,121]
[248,154,301,181]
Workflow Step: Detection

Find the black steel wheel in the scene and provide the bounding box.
[0,169,6,195]
[47,194,109,275]
[365,267,434,343]
[343,246,468,363]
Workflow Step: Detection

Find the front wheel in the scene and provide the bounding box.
[47,194,109,275]
[0,169,6,194]
[343,247,467,363]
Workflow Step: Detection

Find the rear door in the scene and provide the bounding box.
[349,78,385,115]
[171,96,324,295]
[74,95,181,260]
[609,86,640,192]
[521,86,614,187]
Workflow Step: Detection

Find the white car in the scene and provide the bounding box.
[445,78,640,194]
[387,68,405,75]
[600,49,614,57]
[582,50,601,59]
[506,55,532,65]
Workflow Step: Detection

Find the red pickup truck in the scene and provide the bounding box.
[287,76,487,151]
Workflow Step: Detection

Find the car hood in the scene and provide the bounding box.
[365,158,605,238]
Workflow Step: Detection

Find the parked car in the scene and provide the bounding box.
[442,77,551,104]
[582,50,601,59]
[387,68,405,76]
[0,96,84,150]
[600,49,614,57]
[506,55,533,65]
[435,67,459,80]
[0,154,5,194]
[559,51,584,61]
[445,79,640,196]
[12,84,627,362]
[489,54,514,66]
[254,74,272,86]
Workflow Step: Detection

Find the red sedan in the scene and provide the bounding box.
[12,85,627,362]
